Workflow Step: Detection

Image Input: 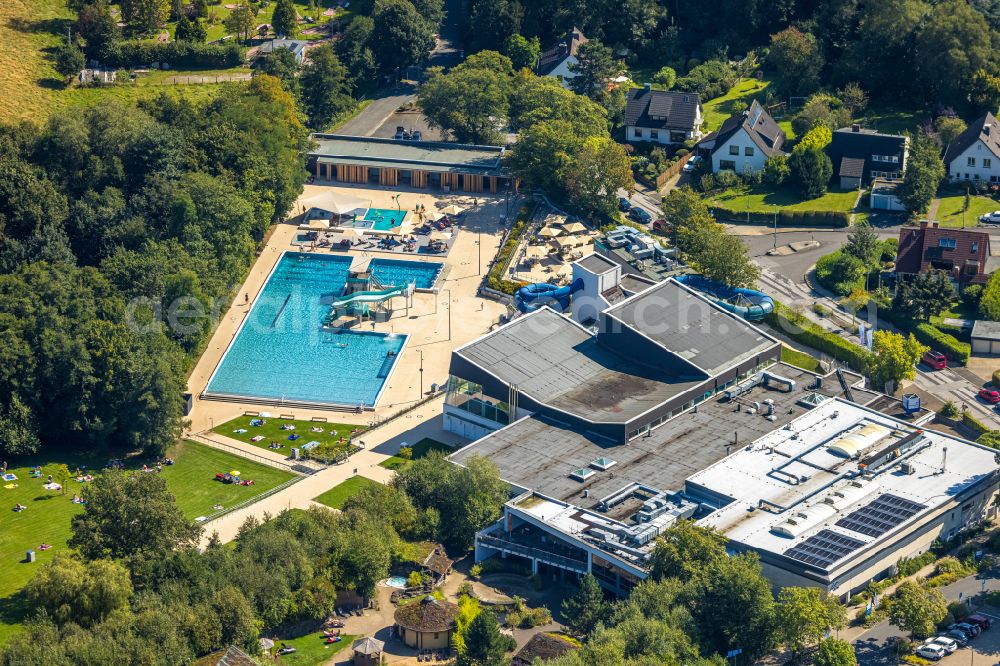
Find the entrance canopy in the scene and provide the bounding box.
[301,190,370,216]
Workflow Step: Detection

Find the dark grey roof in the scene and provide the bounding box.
[839,157,865,179]
[603,280,777,375]
[971,320,1000,341]
[449,363,833,504]
[619,273,657,295]
[625,88,701,132]
[308,134,506,176]
[577,253,617,274]
[455,308,704,424]
[352,637,385,655]
[945,112,1000,165]
[712,100,786,158]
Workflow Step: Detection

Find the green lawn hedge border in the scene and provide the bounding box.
[100,41,247,69]
[710,206,850,228]
[485,204,534,295]
[877,309,970,365]
[764,301,869,371]
[962,412,990,438]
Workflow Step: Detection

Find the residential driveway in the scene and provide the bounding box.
[336,87,416,136]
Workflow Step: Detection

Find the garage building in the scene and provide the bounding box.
[971,320,1000,355]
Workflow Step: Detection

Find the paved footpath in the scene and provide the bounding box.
[195,394,463,546]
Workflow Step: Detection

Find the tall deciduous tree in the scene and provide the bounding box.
[768,27,823,96]
[418,52,513,144]
[867,331,927,392]
[897,133,945,214]
[121,0,170,33]
[562,135,633,218]
[889,581,948,639]
[299,44,354,129]
[54,42,86,77]
[371,0,435,76]
[916,0,998,103]
[776,587,847,655]
[504,34,540,71]
[892,270,956,320]
[568,40,621,100]
[25,552,133,627]
[224,1,256,41]
[69,470,202,572]
[815,638,857,666]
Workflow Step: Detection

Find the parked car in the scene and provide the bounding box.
[629,208,652,223]
[978,388,1000,404]
[952,622,981,638]
[652,219,671,233]
[916,644,946,660]
[979,211,1000,224]
[921,350,948,370]
[927,636,959,654]
[682,155,704,173]
[965,614,992,630]
[943,629,969,646]
[618,197,632,212]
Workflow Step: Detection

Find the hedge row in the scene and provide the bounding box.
[877,309,970,364]
[99,40,246,69]
[962,412,990,437]
[764,301,869,371]
[485,204,533,295]
[709,206,850,228]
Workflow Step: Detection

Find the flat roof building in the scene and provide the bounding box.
[307,134,512,193]
[445,275,998,599]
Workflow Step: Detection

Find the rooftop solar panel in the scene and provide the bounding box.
[785,529,866,568]
[835,493,926,538]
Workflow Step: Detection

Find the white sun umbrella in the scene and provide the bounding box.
[561,221,588,234]
[425,211,445,222]
[537,226,562,238]
[440,204,466,215]
[300,190,370,216]
[341,228,368,242]
[429,230,451,242]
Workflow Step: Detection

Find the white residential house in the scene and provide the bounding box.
[536,28,587,90]
[624,85,703,146]
[697,100,786,174]
[944,112,1000,183]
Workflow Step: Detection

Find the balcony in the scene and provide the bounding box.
[477,534,588,573]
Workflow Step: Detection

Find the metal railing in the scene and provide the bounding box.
[478,534,588,572]
[197,475,304,525]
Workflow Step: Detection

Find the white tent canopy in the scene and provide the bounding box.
[301,190,370,216]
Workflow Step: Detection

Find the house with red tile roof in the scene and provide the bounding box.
[895,221,995,287]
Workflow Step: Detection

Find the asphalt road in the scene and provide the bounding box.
[854,569,1000,665]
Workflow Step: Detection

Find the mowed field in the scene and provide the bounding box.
[1,0,73,121]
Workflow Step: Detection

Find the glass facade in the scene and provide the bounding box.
[446,376,510,426]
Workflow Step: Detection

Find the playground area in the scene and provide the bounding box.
[508,213,598,286]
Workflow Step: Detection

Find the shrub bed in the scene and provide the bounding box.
[485,204,533,295]
[710,206,850,227]
[962,412,990,438]
[876,309,970,364]
[99,40,247,69]
[764,301,869,371]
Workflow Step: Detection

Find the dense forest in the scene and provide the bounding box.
[0,77,307,458]
[465,0,1000,113]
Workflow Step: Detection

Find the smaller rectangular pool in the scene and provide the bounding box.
[364,207,407,231]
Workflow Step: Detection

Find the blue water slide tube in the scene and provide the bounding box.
[515,279,583,313]
[673,274,774,321]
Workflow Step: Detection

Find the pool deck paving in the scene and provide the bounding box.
[188,183,514,546]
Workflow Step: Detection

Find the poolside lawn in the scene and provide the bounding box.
[702,78,794,138]
[314,476,380,510]
[264,630,356,665]
[161,440,296,520]
[379,438,453,471]
[933,191,999,228]
[214,415,362,457]
[781,345,822,373]
[0,439,291,643]
[708,185,859,214]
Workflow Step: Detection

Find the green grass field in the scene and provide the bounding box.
[702,77,794,138]
[0,440,294,643]
[379,438,453,471]
[313,476,380,510]
[214,415,361,457]
[781,345,822,373]
[265,630,355,665]
[934,191,999,228]
[709,185,859,213]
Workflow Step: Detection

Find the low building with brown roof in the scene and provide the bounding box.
[352,636,385,666]
[895,220,994,287]
[421,546,454,584]
[513,633,580,666]
[394,596,459,650]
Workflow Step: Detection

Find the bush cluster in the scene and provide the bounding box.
[709,205,850,227]
[99,40,246,69]
[764,302,869,371]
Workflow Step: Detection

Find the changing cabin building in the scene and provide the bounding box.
[307,134,514,194]
[445,277,1000,599]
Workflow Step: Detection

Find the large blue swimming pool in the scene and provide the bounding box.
[204,252,442,407]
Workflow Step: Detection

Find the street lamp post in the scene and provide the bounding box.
[477,232,482,276]
[418,349,424,397]
[445,288,452,341]
[771,204,778,250]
